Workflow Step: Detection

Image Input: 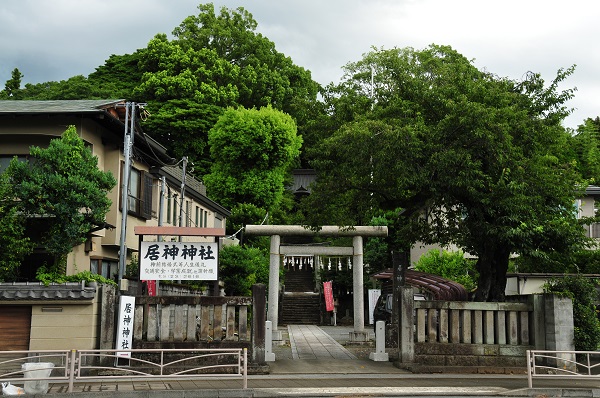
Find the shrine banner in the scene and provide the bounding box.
[144,280,157,296]
[323,281,334,312]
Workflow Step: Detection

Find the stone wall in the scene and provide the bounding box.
[395,293,574,373]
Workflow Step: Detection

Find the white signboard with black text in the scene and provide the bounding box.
[368,289,381,325]
[139,241,218,281]
[116,295,135,358]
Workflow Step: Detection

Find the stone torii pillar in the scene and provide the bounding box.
[244,225,388,340]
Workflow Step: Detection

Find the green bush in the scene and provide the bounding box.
[544,275,600,351]
[414,249,478,292]
[36,265,116,286]
[218,245,269,296]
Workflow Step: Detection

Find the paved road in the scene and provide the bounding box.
[40,325,600,397]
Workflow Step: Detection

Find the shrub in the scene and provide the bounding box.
[414,249,478,292]
[218,245,269,296]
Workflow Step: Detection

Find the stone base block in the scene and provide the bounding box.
[369,351,389,362]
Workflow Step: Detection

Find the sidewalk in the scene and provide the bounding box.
[40,325,600,397]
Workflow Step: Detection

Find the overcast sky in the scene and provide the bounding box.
[1,0,598,129]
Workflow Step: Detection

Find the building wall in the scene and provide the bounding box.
[28,294,100,350]
[1,115,226,279]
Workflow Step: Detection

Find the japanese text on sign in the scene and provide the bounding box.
[139,241,218,281]
[116,295,135,358]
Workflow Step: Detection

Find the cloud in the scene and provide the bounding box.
[0,0,598,128]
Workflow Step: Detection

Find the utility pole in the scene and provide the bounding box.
[178,156,188,241]
[156,176,166,295]
[118,102,135,288]
[117,102,146,289]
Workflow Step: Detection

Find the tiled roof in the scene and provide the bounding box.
[0,99,124,114]
[0,282,97,301]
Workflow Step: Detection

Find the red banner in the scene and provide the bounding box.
[323,281,334,312]
[144,280,157,296]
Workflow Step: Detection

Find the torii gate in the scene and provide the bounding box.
[244,225,388,341]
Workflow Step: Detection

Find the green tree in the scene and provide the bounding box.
[0,171,34,281]
[218,245,268,295]
[1,67,23,99]
[204,106,302,218]
[570,117,600,184]
[172,3,318,113]
[5,126,117,273]
[305,45,583,301]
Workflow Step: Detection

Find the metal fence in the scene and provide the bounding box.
[0,347,247,393]
[527,350,600,388]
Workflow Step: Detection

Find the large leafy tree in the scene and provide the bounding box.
[134,3,318,175]
[5,126,117,273]
[204,106,302,232]
[172,3,318,113]
[4,3,320,176]
[305,45,584,301]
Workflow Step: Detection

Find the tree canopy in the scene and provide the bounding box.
[2,3,599,302]
[304,45,585,301]
[204,106,302,232]
[5,126,117,273]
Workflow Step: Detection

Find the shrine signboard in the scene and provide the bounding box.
[139,241,218,281]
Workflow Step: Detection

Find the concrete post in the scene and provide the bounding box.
[265,321,275,362]
[268,235,281,331]
[369,321,389,361]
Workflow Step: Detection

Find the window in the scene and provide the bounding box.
[120,163,154,220]
[195,206,199,227]
[129,168,140,214]
[90,259,118,280]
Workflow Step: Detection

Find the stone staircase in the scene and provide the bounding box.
[280,267,321,325]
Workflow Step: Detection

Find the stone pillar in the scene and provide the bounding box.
[350,236,367,341]
[531,294,546,350]
[544,293,575,371]
[252,284,266,364]
[399,286,414,363]
[268,235,281,331]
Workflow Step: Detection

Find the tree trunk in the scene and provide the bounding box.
[473,242,511,302]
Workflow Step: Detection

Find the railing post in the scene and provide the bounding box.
[243,348,248,389]
[68,349,76,393]
[527,350,533,388]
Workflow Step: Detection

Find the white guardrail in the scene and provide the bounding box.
[0,348,248,393]
[527,350,600,388]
